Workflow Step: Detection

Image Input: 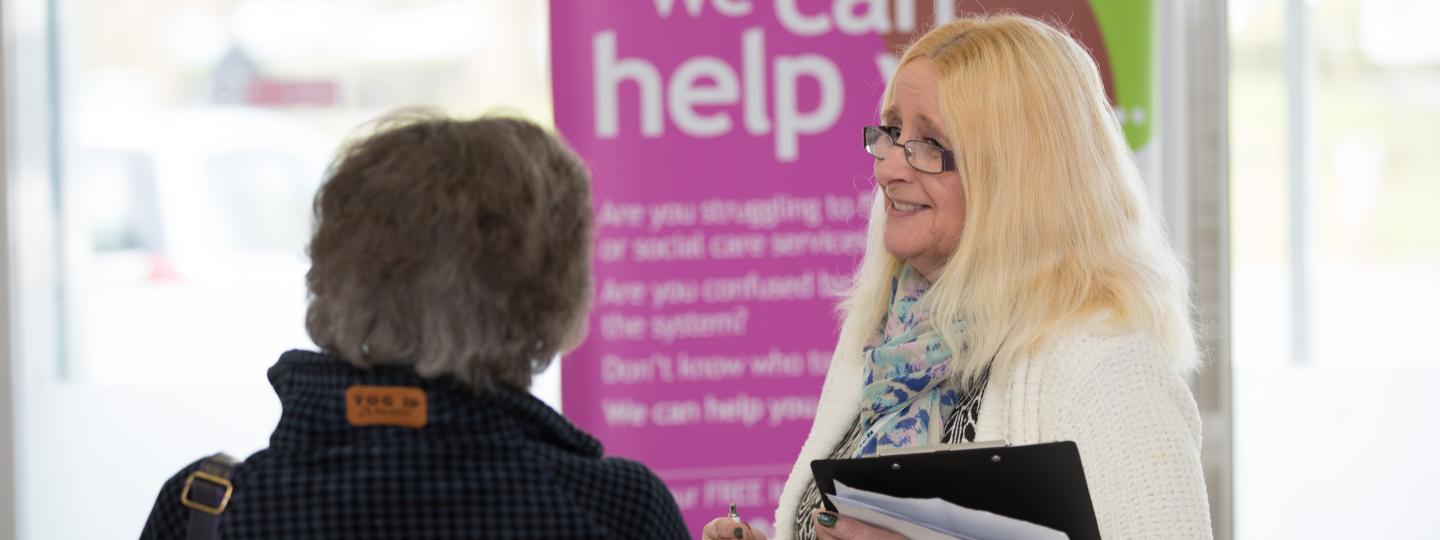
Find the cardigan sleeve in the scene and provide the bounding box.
[1033,333,1214,539]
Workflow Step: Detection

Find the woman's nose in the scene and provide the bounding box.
[875,144,914,186]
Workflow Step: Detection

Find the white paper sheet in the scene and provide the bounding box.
[829,481,1069,540]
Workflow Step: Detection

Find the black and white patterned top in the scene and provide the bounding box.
[792,371,989,540]
[140,350,687,539]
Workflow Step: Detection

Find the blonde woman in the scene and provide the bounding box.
[703,15,1211,540]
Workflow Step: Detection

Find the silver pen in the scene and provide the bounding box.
[728,502,741,522]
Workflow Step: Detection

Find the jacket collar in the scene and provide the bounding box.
[266,349,602,457]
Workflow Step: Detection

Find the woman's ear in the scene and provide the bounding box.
[558,311,591,355]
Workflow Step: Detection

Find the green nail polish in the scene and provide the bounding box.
[817,512,838,528]
[733,526,744,538]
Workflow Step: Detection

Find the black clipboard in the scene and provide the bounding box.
[810,441,1101,540]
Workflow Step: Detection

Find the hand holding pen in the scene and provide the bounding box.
[700,503,767,540]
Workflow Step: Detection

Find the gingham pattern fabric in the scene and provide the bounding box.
[140,350,686,539]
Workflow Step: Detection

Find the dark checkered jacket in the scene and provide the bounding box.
[140,350,687,539]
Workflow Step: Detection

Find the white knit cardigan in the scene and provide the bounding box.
[772,326,1213,539]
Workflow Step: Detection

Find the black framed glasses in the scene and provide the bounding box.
[863,125,956,174]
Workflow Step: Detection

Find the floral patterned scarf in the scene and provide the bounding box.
[854,264,962,457]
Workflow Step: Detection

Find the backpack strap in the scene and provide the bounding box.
[179,453,239,540]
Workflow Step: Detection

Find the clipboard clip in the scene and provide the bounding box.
[875,439,1009,457]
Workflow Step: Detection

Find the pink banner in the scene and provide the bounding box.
[551,1,1129,535]
[551,0,893,533]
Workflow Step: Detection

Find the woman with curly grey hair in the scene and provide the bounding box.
[141,112,687,539]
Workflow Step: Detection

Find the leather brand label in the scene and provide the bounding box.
[345,386,428,429]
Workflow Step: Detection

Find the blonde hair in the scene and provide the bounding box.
[838,15,1197,386]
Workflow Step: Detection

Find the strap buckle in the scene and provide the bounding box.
[180,470,234,516]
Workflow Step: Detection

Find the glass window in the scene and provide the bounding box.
[55,0,553,383]
[10,1,555,537]
[1231,0,1440,537]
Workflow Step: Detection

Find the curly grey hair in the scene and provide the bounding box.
[305,111,592,393]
